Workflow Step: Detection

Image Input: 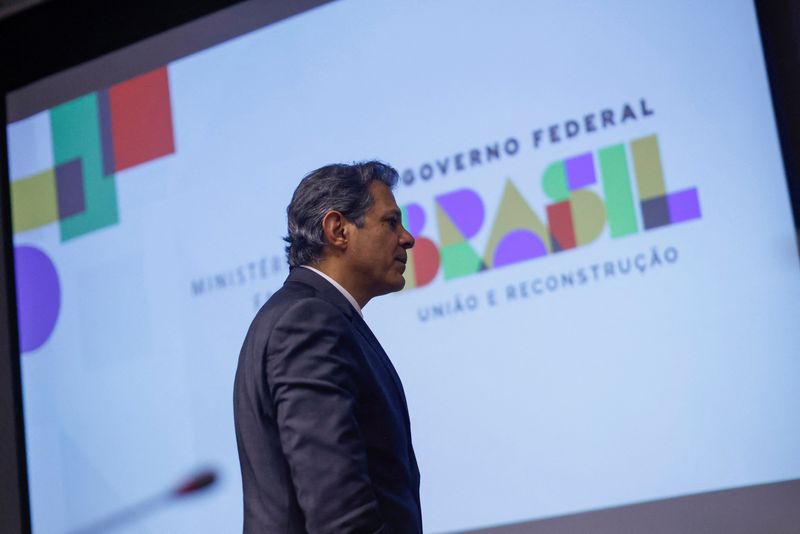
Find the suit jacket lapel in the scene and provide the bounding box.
[286,267,410,410]
[351,314,409,405]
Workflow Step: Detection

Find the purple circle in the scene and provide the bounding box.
[404,203,426,236]
[493,229,548,268]
[15,245,60,353]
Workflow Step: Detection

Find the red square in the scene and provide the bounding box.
[546,200,576,250]
[109,66,175,172]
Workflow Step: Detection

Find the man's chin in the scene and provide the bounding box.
[384,276,406,294]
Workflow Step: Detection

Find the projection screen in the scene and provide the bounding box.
[4,1,799,532]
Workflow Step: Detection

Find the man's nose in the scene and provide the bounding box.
[400,226,415,249]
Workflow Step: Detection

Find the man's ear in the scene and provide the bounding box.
[321,210,348,251]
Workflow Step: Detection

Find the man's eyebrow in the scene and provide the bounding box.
[382,208,402,218]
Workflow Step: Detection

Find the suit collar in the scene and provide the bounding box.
[299,265,362,317]
[286,266,359,320]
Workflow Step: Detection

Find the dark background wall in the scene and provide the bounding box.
[758,0,800,232]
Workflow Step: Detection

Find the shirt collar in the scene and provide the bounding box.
[300,265,363,317]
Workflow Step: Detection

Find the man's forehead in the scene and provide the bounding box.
[369,181,400,211]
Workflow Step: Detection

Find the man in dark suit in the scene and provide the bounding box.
[234,161,422,533]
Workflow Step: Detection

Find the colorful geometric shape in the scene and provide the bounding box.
[435,189,484,239]
[51,93,119,241]
[547,200,576,251]
[566,152,596,190]
[641,196,671,230]
[599,143,638,237]
[15,245,60,353]
[542,161,569,201]
[436,204,465,246]
[409,237,440,288]
[484,180,550,266]
[667,188,701,223]
[570,189,606,246]
[400,203,440,289]
[403,253,416,288]
[55,159,86,218]
[441,241,484,280]
[631,134,666,201]
[97,89,116,176]
[402,203,426,236]
[493,229,547,268]
[109,66,175,172]
[10,170,58,233]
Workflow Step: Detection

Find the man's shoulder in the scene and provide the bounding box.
[257,268,355,321]
[262,278,317,312]
[238,282,347,364]
[252,278,347,330]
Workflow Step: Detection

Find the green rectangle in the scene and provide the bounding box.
[11,170,58,233]
[51,93,118,241]
[442,242,482,280]
[599,144,638,237]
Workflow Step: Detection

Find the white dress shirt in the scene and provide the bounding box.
[300,265,363,317]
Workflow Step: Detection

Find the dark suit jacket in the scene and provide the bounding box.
[234,267,422,533]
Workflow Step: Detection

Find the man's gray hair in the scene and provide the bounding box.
[284,161,399,268]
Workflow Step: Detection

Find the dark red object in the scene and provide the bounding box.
[173,470,216,497]
[109,66,176,172]
[547,200,576,250]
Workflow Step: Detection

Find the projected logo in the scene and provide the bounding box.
[9,66,175,353]
[401,134,701,288]
[9,66,175,242]
[14,245,60,353]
